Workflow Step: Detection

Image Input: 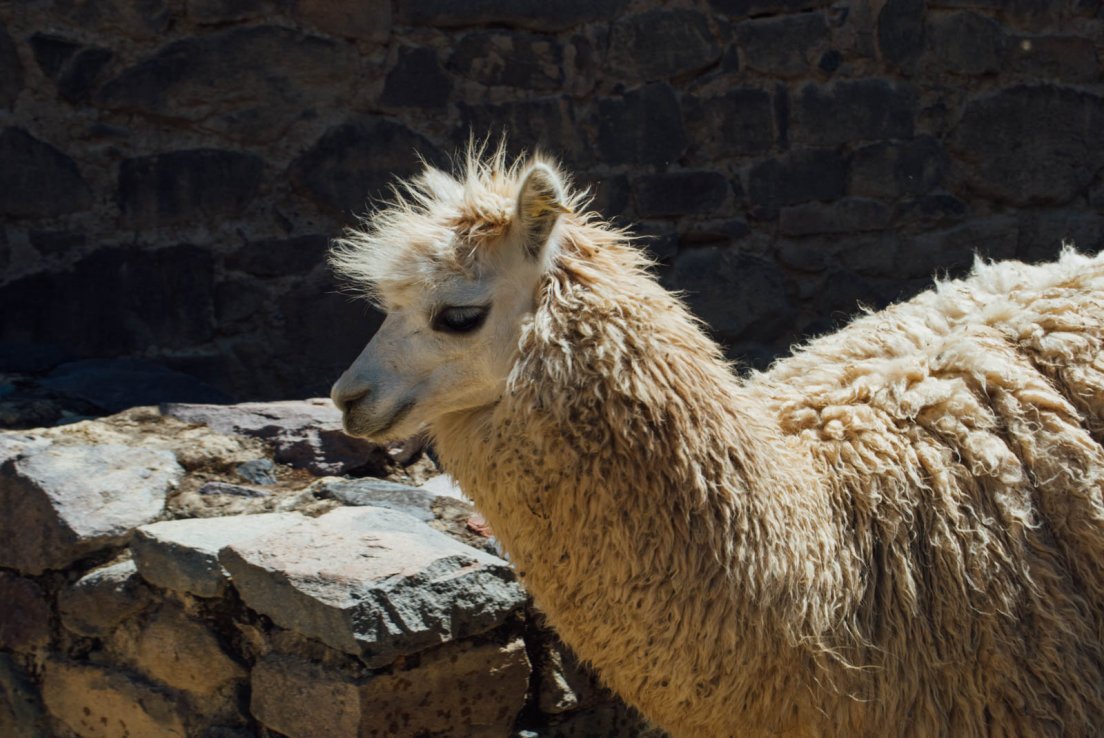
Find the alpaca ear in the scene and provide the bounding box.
[515,163,567,260]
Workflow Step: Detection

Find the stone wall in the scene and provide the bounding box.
[0,1,1100,400]
[0,402,659,737]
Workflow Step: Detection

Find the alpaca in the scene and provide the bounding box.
[329,149,1104,737]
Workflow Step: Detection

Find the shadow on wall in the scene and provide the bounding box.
[1,0,1102,420]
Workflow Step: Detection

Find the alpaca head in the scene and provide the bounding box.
[329,149,574,440]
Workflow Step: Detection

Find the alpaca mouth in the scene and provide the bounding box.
[344,400,416,440]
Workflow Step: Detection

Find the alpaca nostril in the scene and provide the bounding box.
[332,388,369,414]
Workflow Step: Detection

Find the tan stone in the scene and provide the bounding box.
[58,559,152,637]
[360,638,531,738]
[0,573,49,652]
[129,606,245,697]
[41,661,186,738]
[251,655,362,738]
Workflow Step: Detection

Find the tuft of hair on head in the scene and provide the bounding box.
[328,140,594,304]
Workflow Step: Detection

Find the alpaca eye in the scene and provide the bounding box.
[433,305,489,334]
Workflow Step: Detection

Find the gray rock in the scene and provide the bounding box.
[94,26,358,141]
[926,11,1005,76]
[684,88,775,158]
[747,148,847,210]
[380,46,452,110]
[0,654,46,738]
[456,97,582,167]
[290,0,392,43]
[779,198,892,236]
[736,13,829,77]
[199,481,271,498]
[449,31,564,91]
[609,9,721,81]
[793,80,916,146]
[1006,35,1101,83]
[0,442,181,575]
[709,0,830,15]
[850,136,945,199]
[162,399,392,476]
[0,573,50,652]
[43,358,231,414]
[0,23,24,109]
[597,83,686,167]
[397,0,630,31]
[290,118,442,218]
[671,248,794,344]
[312,477,439,521]
[950,85,1104,206]
[118,149,263,229]
[220,507,526,664]
[418,474,470,501]
[235,459,277,485]
[226,234,328,278]
[187,0,271,24]
[57,559,153,637]
[633,171,730,218]
[878,0,925,71]
[0,128,92,218]
[132,513,304,597]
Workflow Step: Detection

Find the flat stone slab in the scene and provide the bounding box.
[310,477,439,522]
[131,513,304,597]
[220,506,525,665]
[161,399,390,476]
[0,440,181,574]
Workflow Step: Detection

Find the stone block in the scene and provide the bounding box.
[0,573,50,652]
[30,32,80,79]
[311,477,441,522]
[1006,35,1101,83]
[42,661,186,738]
[925,11,1006,75]
[747,148,847,209]
[397,0,630,31]
[43,358,231,414]
[117,149,262,229]
[132,513,304,597]
[449,31,564,91]
[779,198,892,236]
[596,84,685,167]
[670,248,794,343]
[359,638,531,737]
[609,9,720,81]
[250,655,362,738]
[220,507,526,664]
[633,171,730,217]
[0,442,181,575]
[380,46,452,110]
[0,128,92,218]
[850,136,944,199]
[877,0,924,70]
[896,216,1019,279]
[95,26,358,141]
[43,0,175,41]
[0,24,22,109]
[684,88,775,158]
[735,13,829,77]
[56,47,114,103]
[709,0,831,15]
[162,399,392,476]
[456,97,582,167]
[0,654,46,738]
[290,0,391,42]
[128,606,245,696]
[290,118,441,218]
[58,559,153,637]
[187,0,271,24]
[215,277,268,325]
[793,80,916,146]
[949,85,1104,206]
[1,244,218,353]
[226,234,327,278]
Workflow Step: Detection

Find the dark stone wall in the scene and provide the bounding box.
[0,0,1102,400]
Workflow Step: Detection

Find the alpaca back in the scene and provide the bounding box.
[756,249,1104,735]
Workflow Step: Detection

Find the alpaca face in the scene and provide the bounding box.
[330,161,567,441]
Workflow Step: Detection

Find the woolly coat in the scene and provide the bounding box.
[434,232,1104,737]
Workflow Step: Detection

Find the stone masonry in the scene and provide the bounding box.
[0,1,1100,400]
[0,401,660,737]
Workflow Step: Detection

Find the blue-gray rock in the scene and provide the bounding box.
[633,171,730,218]
[132,513,304,597]
[312,477,440,522]
[779,198,892,236]
[950,85,1104,206]
[29,33,79,80]
[397,0,630,31]
[162,399,391,476]
[609,9,720,81]
[736,13,829,77]
[877,0,924,71]
[709,0,830,15]
[0,441,181,575]
[199,481,271,497]
[226,234,327,278]
[220,506,526,664]
[850,136,945,199]
[57,559,153,637]
[0,343,74,375]
[1006,35,1101,83]
[926,11,1006,76]
[118,149,263,229]
[793,80,916,146]
[0,128,92,218]
[747,148,847,210]
[235,458,277,485]
[380,46,452,110]
[684,88,775,158]
[43,358,231,414]
[449,31,564,91]
[0,24,22,109]
[596,84,685,167]
[456,97,582,167]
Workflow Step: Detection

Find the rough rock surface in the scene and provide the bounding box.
[58,559,153,638]
[0,441,181,574]
[162,399,392,476]
[131,513,305,597]
[220,506,526,663]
